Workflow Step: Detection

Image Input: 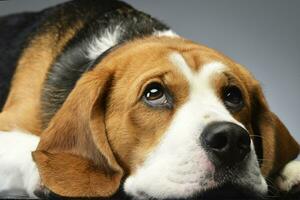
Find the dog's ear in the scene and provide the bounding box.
[251,81,299,177]
[32,67,123,198]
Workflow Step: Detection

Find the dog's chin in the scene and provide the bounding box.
[44,183,265,200]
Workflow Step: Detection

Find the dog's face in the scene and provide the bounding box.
[33,37,299,199]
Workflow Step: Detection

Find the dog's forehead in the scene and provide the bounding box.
[107,37,242,81]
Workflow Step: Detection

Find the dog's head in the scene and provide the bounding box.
[33,37,299,199]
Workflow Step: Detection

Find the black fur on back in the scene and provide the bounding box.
[0,12,43,111]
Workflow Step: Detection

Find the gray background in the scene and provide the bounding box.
[0,0,299,145]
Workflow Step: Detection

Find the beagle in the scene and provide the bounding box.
[0,0,299,199]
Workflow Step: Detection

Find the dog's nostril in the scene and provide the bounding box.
[205,132,228,150]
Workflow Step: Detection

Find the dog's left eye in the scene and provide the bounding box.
[223,86,244,111]
[143,82,169,107]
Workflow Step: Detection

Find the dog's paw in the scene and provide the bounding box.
[23,158,43,198]
[276,160,300,193]
[0,131,41,198]
[33,185,51,199]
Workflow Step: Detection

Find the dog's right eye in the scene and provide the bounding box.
[143,82,170,108]
[222,85,244,112]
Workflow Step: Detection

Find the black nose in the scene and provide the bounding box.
[201,122,251,166]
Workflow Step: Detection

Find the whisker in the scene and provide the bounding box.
[249,135,266,139]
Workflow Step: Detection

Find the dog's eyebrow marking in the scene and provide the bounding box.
[198,62,226,80]
[169,52,226,88]
[170,52,194,81]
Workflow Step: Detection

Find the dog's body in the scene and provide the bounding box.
[0,0,300,199]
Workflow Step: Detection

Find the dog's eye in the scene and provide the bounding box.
[143,82,169,107]
[223,86,244,111]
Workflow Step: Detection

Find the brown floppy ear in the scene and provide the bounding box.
[32,67,123,197]
[251,81,299,177]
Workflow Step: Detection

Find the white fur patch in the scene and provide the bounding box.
[87,25,122,60]
[170,52,240,126]
[276,160,300,192]
[0,131,40,198]
[87,27,177,60]
[153,30,178,37]
[124,52,268,199]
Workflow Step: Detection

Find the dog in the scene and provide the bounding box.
[0,0,299,199]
